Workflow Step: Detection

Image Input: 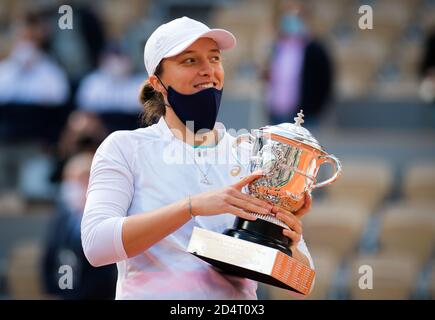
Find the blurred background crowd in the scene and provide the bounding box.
[0,0,434,300]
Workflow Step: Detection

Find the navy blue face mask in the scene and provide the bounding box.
[157,77,223,134]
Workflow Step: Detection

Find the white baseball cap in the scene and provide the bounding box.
[144,16,236,76]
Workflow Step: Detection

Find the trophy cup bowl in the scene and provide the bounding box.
[224,110,342,257]
[187,110,342,295]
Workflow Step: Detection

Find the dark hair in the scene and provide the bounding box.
[139,63,165,125]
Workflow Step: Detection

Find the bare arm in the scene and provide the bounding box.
[121,197,191,258]
[121,171,273,258]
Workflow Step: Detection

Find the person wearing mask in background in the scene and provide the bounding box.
[50,111,108,184]
[43,152,117,299]
[0,11,69,107]
[75,44,144,132]
[0,10,70,195]
[263,0,333,127]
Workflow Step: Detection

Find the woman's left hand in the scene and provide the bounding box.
[270,192,312,248]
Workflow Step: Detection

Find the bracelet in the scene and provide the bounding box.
[188,195,195,219]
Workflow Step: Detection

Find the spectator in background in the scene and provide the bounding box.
[49,4,106,87]
[42,152,117,299]
[0,10,69,106]
[50,111,108,184]
[75,44,144,132]
[0,9,70,144]
[0,10,70,191]
[262,0,333,126]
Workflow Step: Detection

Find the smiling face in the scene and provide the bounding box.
[150,37,224,98]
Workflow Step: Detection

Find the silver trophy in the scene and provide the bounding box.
[188,110,342,295]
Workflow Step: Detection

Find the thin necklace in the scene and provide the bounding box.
[191,149,213,185]
[190,129,220,185]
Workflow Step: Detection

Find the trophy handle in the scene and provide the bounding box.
[232,133,255,167]
[313,154,342,189]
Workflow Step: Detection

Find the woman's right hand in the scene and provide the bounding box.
[190,171,274,221]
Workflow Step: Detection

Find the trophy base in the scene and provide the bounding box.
[223,216,292,256]
[193,254,302,292]
[187,227,315,295]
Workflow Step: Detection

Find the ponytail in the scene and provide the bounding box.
[139,63,165,125]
